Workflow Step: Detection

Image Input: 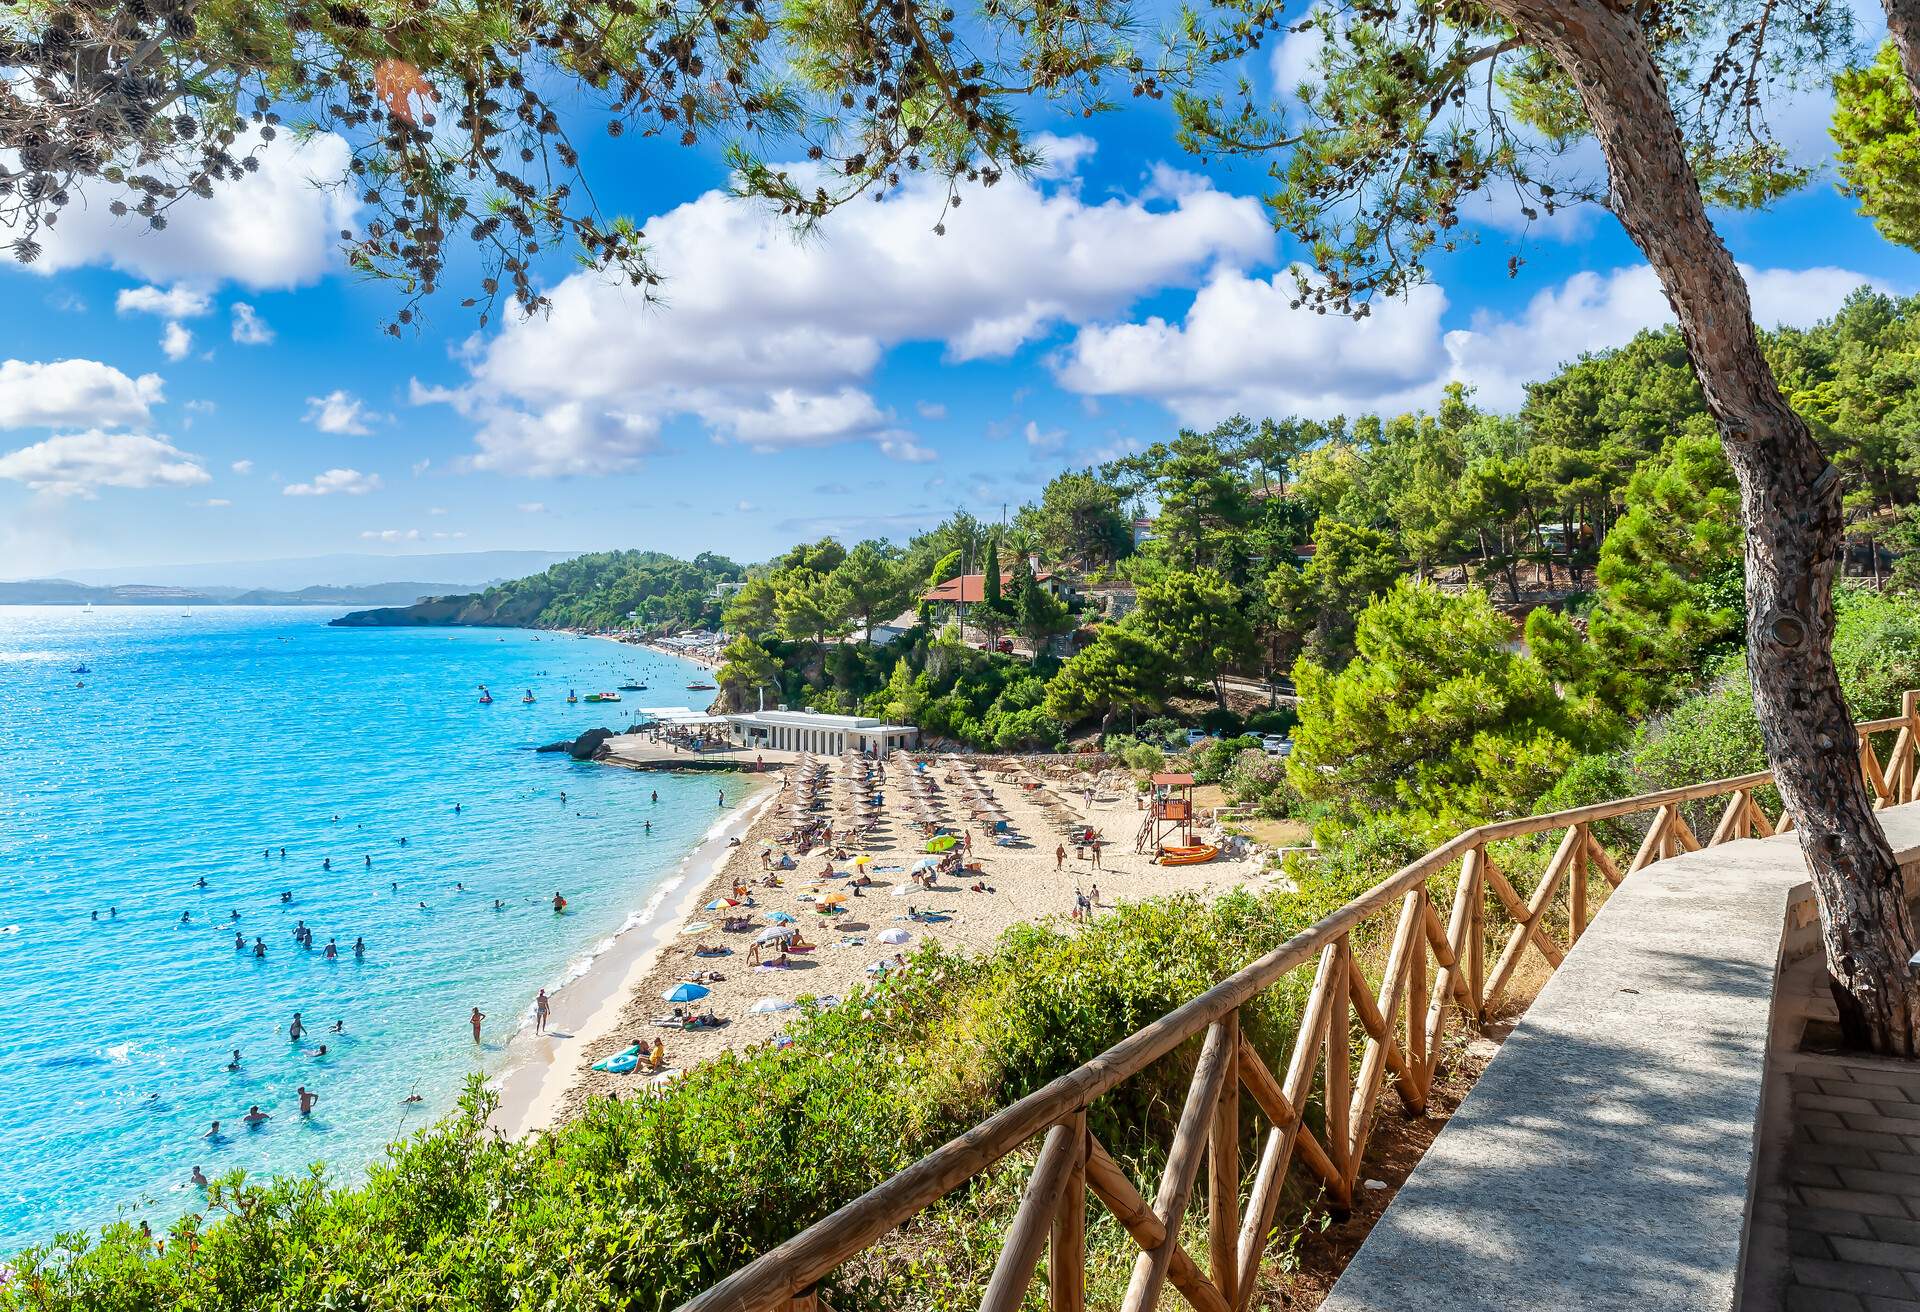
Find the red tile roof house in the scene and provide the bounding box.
[920,567,1071,623]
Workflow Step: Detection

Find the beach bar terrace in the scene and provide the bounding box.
[720,710,919,756]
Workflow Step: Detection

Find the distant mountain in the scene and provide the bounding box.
[333,550,741,630]
[29,550,583,591]
[0,580,466,607]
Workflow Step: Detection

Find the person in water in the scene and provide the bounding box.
[179,911,191,924]
[492,899,504,911]
[364,855,371,868]
[330,1019,344,1033]
[204,1119,223,1139]
[308,1044,329,1058]
[281,890,293,902]
[234,931,245,950]
[324,938,338,959]
[253,937,266,958]
[402,1093,423,1105]
[288,1012,305,1042]
[322,858,331,871]
[353,937,365,957]
[243,1105,270,1127]
[230,909,241,922]
[226,1049,242,1071]
[191,1165,209,1187]
[643,820,651,833]
[552,891,567,913]
[298,1087,319,1116]
[195,877,207,889]
[454,803,461,814]
[279,847,286,859]
[650,790,658,805]
[470,1007,485,1044]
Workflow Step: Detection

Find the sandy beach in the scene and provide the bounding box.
[499,751,1277,1132]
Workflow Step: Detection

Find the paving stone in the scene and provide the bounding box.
[1868,1216,1920,1246]
[1831,1237,1920,1272]
[1846,1113,1920,1138]
[1798,1142,1885,1169]
[1788,1289,1867,1312]
[1794,1160,1850,1188]
[1837,1167,1920,1197]
[1875,1154,1920,1177]
[1811,1124,1915,1155]
[1796,1256,1918,1298]
[1805,1093,1889,1117]
[1800,1186,1914,1219]
[1862,1297,1920,1312]
[1873,1102,1920,1122]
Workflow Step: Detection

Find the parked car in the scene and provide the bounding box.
[976,638,1014,654]
[1185,729,1209,746]
[1261,734,1293,757]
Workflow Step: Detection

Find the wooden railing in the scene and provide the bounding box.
[679,694,1920,1312]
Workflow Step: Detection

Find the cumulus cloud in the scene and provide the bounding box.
[424,143,1271,473]
[0,359,164,429]
[230,459,253,474]
[160,322,194,362]
[303,389,381,436]
[201,497,232,507]
[32,133,358,289]
[116,285,212,319]
[916,401,948,421]
[0,430,210,497]
[517,501,546,514]
[1023,420,1066,453]
[361,528,421,542]
[284,467,381,496]
[878,433,939,463]
[1054,261,1883,422]
[231,304,274,345]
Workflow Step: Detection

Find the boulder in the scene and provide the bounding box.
[536,740,574,754]
[570,727,616,760]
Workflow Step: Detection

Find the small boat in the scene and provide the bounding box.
[70,665,90,674]
[1157,844,1219,867]
[566,690,579,704]
[522,690,536,704]
[618,683,646,691]
[584,692,621,703]
[687,682,716,691]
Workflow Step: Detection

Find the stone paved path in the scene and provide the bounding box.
[1759,1018,1920,1310]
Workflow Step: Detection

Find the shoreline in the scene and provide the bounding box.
[489,780,778,1136]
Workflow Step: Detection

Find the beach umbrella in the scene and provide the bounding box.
[705,898,738,910]
[758,926,798,944]
[662,982,710,1003]
[913,856,939,871]
[750,997,795,1014]
[878,928,911,945]
[819,891,848,906]
[925,835,957,853]
[765,910,797,924]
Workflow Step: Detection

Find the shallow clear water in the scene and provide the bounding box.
[0,607,737,1250]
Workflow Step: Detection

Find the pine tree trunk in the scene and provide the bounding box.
[1495,0,1920,1054]
[1885,0,1920,105]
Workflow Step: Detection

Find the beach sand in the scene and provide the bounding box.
[497,753,1277,1134]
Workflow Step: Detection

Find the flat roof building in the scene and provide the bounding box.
[720,709,920,756]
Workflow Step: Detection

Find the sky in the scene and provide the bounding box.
[5,8,1920,580]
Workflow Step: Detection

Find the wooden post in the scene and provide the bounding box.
[1468,849,1486,1021]
[1326,934,1353,1202]
[1050,1110,1087,1312]
[1569,824,1589,944]
[790,1290,819,1312]
[1121,1021,1233,1312]
[1905,689,1920,802]
[981,1121,1081,1312]
[1209,1012,1240,1308]
[1408,887,1430,1108]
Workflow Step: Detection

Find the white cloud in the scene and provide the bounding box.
[283,467,381,497]
[32,132,358,289]
[431,145,1271,473]
[360,528,422,542]
[230,304,275,345]
[230,459,253,474]
[517,501,546,514]
[116,285,212,319]
[431,530,467,540]
[0,430,210,498]
[735,499,757,513]
[1269,10,1326,99]
[1023,420,1066,453]
[201,497,232,507]
[1055,261,1884,421]
[303,389,381,436]
[916,401,948,421]
[160,322,194,362]
[878,433,939,463]
[427,505,448,515]
[0,359,164,429]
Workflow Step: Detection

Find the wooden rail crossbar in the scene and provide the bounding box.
[679,695,1920,1312]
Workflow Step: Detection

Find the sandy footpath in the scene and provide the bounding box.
[501,753,1276,1132]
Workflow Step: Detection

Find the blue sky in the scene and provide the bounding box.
[5,10,1920,580]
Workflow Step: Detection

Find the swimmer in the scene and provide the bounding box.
[651,790,658,805]
[492,899,504,911]
[243,1105,270,1127]
[204,1119,223,1139]
[288,1012,305,1042]
[195,877,208,889]
[191,1165,209,1188]
[229,909,240,922]
[552,891,567,913]
[298,1087,318,1116]
[402,1093,423,1104]
[644,820,651,833]
[279,847,286,859]
[307,1044,329,1058]
[281,891,292,902]
[331,814,339,823]
[254,937,266,958]
[109,907,116,917]
[560,791,567,804]
[470,1007,485,1043]
[390,881,398,892]
[330,1019,344,1033]
[234,931,245,949]
[179,911,191,924]
[454,882,464,892]
[92,910,99,921]
[226,1049,242,1071]
[454,803,461,814]
[418,900,427,909]
[399,836,408,846]
[324,938,337,959]
[364,854,371,868]
[353,937,365,957]
[322,858,331,871]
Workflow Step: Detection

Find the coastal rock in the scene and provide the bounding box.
[536,740,574,754]
[570,728,615,760]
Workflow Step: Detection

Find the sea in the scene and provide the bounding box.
[0,606,740,1252]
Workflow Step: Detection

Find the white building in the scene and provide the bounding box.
[720,709,920,756]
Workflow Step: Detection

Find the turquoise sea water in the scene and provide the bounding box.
[0,607,738,1251]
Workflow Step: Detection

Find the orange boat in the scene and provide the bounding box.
[1157,844,1219,866]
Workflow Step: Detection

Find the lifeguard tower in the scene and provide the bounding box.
[1135,772,1196,852]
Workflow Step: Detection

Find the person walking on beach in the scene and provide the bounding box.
[297,1087,319,1116]
[1089,883,1101,909]
[1055,843,1066,871]
[534,989,551,1035]
[470,1007,485,1044]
